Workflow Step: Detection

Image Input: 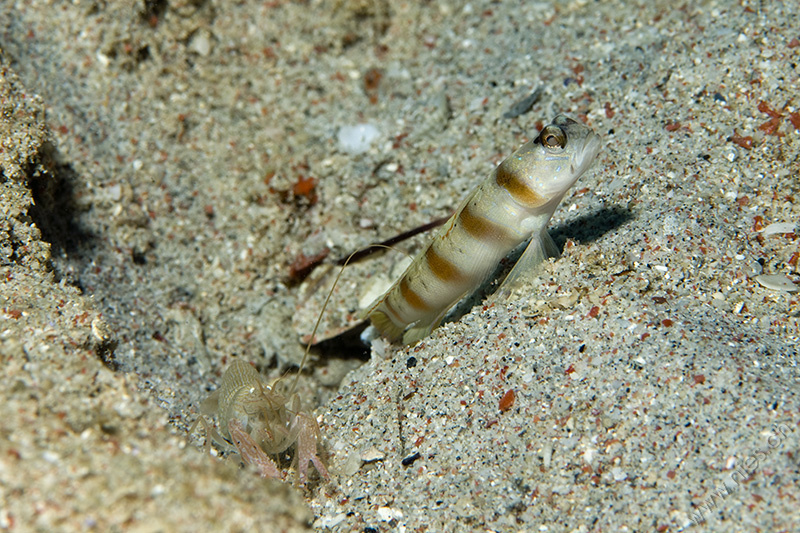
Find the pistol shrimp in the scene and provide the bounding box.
[190,248,372,484]
[191,359,330,484]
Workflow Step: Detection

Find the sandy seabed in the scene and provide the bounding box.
[1,1,798,531]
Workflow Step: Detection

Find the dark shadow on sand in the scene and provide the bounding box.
[27,142,96,260]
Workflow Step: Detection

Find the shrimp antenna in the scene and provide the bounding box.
[289,243,410,396]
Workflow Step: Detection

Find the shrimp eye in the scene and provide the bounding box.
[540,125,567,150]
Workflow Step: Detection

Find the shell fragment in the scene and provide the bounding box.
[755,274,799,292]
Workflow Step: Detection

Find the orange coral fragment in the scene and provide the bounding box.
[758,117,783,136]
[730,132,754,150]
[293,175,317,199]
[789,112,800,131]
[757,101,783,118]
[499,389,516,412]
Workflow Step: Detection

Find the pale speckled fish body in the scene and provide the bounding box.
[363,114,602,344]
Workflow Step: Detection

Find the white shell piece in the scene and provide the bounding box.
[337,123,380,155]
[317,513,347,528]
[761,222,797,236]
[755,274,799,292]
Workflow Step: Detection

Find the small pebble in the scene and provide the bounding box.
[377,507,404,521]
[744,260,763,277]
[361,447,385,463]
[91,317,112,342]
[661,214,680,236]
[189,29,213,56]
